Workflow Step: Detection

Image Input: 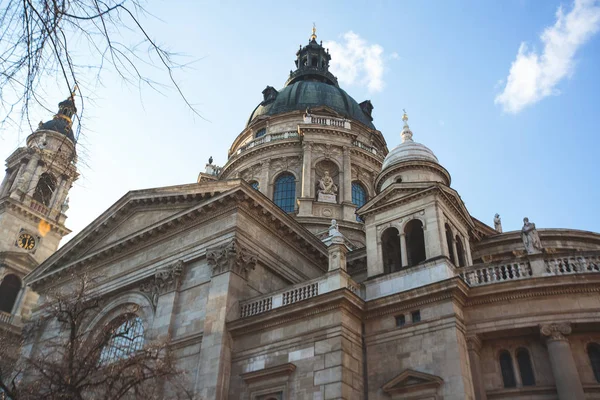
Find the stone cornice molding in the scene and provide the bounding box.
[465,275,600,306]
[540,323,572,341]
[220,140,301,177]
[365,278,469,319]
[139,260,184,307]
[206,239,257,279]
[0,198,71,236]
[375,160,451,191]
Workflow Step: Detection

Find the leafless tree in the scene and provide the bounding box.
[0,274,193,400]
[0,0,199,141]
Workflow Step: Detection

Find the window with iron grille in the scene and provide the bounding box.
[99,315,144,364]
[273,174,296,213]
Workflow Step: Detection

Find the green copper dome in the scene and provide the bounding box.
[247,30,376,130]
[247,80,375,130]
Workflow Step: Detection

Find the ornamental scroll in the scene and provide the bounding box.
[540,323,572,341]
[206,238,257,279]
[140,260,184,308]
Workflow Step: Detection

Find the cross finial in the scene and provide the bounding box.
[310,23,317,41]
[402,109,408,124]
[71,84,78,98]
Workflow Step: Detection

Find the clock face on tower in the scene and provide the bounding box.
[17,232,36,250]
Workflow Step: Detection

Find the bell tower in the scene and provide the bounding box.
[0,92,78,321]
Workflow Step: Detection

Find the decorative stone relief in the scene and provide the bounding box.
[313,143,341,159]
[206,238,258,279]
[466,335,482,354]
[540,323,572,341]
[270,156,301,173]
[140,260,184,307]
[241,164,262,182]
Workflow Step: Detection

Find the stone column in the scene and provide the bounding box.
[141,260,184,340]
[25,161,44,195]
[466,335,487,400]
[540,323,585,400]
[342,146,352,203]
[464,237,473,266]
[400,233,408,268]
[8,160,29,195]
[49,177,68,213]
[195,239,257,400]
[451,238,459,266]
[301,142,312,198]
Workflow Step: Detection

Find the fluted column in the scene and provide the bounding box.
[301,142,312,198]
[400,233,408,267]
[342,146,351,203]
[540,323,585,400]
[466,335,487,400]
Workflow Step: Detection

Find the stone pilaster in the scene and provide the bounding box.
[540,323,585,400]
[141,260,184,339]
[195,239,257,400]
[328,236,348,272]
[466,335,487,400]
[342,146,352,203]
[451,238,459,266]
[259,159,270,197]
[301,142,312,198]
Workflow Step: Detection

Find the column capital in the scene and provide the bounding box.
[140,260,184,308]
[207,238,257,279]
[540,323,572,341]
[466,334,482,354]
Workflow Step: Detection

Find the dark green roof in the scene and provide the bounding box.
[247,80,376,130]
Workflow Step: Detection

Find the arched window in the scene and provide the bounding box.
[405,220,426,266]
[99,315,144,364]
[0,274,21,313]
[381,227,402,274]
[249,181,259,190]
[351,182,367,222]
[516,348,535,386]
[445,224,455,264]
[588,343,600,382]
[455,235,466,267]
[32,172,56,206]
[499,350,516,388]
[273,173,296,213]
[255,128,266,138]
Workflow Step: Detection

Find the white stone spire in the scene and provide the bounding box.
[401,109,413,143]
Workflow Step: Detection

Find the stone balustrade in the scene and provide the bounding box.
[302,114,351,129]
[545,253,600,275]
[460,252,600,287]
[239,271,360,319]
[30,199,49,215]
[0,310,13,325]
[459,260,533,287]
[235,131,299,156]
[352,140,378,155]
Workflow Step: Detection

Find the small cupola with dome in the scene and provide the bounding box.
[375,111,450,193]
[286,25,338,87]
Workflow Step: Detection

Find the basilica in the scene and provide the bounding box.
[2,29,600,400]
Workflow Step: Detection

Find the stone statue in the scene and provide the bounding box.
[318,170,338,195]
[37,133,47,149]
[61,197,70,214]
[494,213,502,233]
[521,217,543,254]
[328,219,340,237]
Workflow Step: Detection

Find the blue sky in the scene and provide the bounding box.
[2,0,600,243]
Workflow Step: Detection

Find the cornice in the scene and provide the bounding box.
[375,160,451,191]
[365,278,469,319]
[0,197,71,236]
[465,275,600,306]
[221,140,301,178]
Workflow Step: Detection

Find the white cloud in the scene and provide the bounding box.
[495,0,600,113]
[324,31,387,92]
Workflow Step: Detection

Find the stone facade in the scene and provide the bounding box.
[2,32,600,400]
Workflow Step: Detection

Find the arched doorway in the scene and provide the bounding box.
[381,227,402,273]
[0,274,21,313]
[405,220,426,266]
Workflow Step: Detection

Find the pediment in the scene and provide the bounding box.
[0,251,39,275]
[382,369,443,395]
[84,207,187,254]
